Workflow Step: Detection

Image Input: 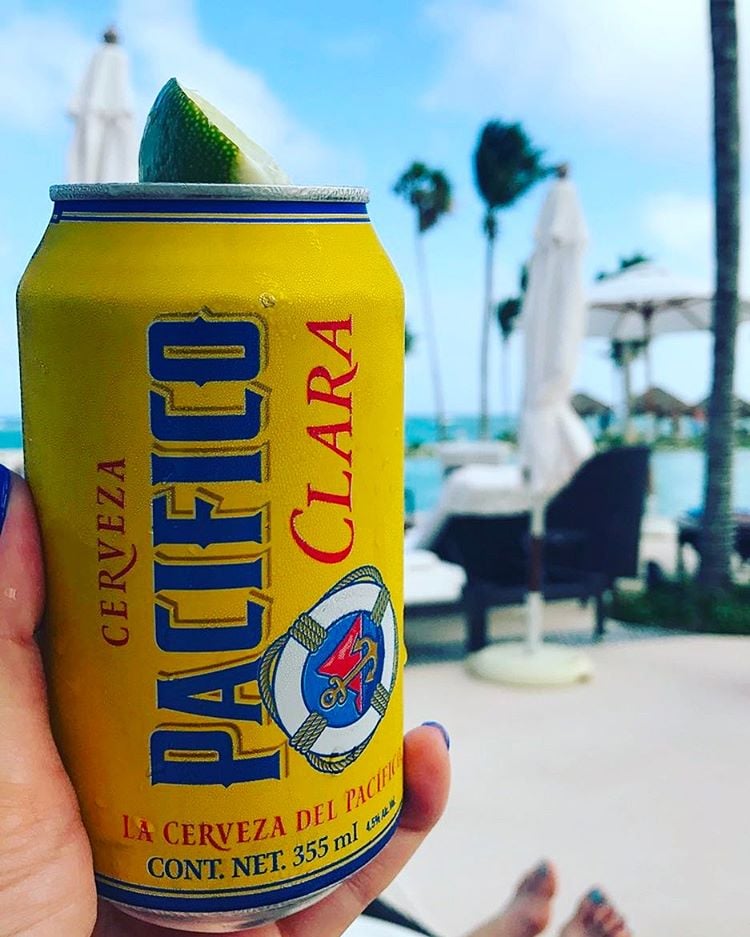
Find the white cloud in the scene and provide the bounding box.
[643,191,750,294]
[0,1,341,182]
[0,10,93,132]
[421,0,749,158]
[117,0,341,183]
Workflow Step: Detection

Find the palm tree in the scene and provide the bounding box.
[474,121,547,438]
[700,0,741,588]
[597,254,652,439]
[495,264,528,416]
[394,162,452,440]
[594,252,651,281]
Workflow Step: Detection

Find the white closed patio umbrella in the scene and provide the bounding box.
[68,27,137,183]
[469,166,595,686]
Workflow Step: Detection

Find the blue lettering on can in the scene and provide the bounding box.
[157,659,264,722]
[151,451,264,484]
[148,316,261,386]
[150,729,282,786]
[154,601,264,653]
[147,310,277,786]
[152,493,263,547]
[154,557,264,591]
[149,389,262,441]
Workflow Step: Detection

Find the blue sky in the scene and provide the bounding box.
[1,0,748,419]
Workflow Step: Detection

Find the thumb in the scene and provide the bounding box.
[0,465,44,639]
[0,465,96,935]
[0,467,49,768]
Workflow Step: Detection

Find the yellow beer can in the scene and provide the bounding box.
[17,183,405,930]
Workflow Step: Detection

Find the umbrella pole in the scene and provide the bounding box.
[467,489,593,685]
[526,496,545,654]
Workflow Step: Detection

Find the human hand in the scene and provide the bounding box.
[0,469,450,937]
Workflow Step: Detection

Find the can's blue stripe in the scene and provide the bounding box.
[55,214,369,225]
[95,811,399,912]
[53,199,368,216]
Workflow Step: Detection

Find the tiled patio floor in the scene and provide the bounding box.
[384,634,749,937]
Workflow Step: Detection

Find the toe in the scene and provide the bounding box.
[592,905,614,931]
[607,914,629,937]
[592,904,621,936]
[529,859,557,898]
[559,896,590,935]
[569,888,604,928]
[517,859,552,896]
[517,868,537,894]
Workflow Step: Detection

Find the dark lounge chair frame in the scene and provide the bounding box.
[430,447,651,651]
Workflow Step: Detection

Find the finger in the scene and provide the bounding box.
[0,472,53,785]
[0,468,43,642]
[0,470,96,934]
[277,723,451,937]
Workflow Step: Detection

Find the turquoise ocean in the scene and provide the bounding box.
[0,417,21,451]
[3,414,748,519]
[404,415,750,520]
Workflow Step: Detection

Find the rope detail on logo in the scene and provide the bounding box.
[259,564,398,774]
[371,683,390,716]
[291,613,326,651]
[371,587,389,625]
[290,712,328,752]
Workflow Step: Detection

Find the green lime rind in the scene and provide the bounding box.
[139,79,237,183]
[139,78,290,185]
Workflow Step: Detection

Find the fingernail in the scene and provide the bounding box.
[534,861,549,878]
[0,464,10,537]
[588,888,605,905]
[422,721,450,750]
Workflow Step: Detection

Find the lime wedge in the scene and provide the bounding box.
[139,78,291,184]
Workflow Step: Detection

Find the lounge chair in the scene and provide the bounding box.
[428,446,651,650]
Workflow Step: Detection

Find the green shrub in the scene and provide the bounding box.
[608,580,750,635]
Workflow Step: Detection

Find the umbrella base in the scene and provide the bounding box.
[467,642,594,687]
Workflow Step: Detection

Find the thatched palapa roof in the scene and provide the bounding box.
[572,392,613,417]
[632,386,695,418]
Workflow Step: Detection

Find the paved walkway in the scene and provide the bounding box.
[384,635,749,937]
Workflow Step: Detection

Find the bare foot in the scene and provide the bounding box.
[468,860,558,937]
[559,888,631,937]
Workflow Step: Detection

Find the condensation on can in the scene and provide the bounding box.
[17,184,405,931]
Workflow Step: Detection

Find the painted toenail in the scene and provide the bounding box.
[588,888,605,905]
[422,721,450,750]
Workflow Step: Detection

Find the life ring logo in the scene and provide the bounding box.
[260,566,398,774]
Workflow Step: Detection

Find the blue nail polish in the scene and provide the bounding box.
[422,720,450,750]
[534,861,549,878]
[0,464,10,536]
[588,888,605,905]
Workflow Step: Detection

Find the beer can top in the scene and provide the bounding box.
[50,183,369,203]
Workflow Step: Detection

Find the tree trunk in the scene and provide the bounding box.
[414,228,448,440]
[501,336,511,420]
[479,228,495,438]
[700,0,741,588]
